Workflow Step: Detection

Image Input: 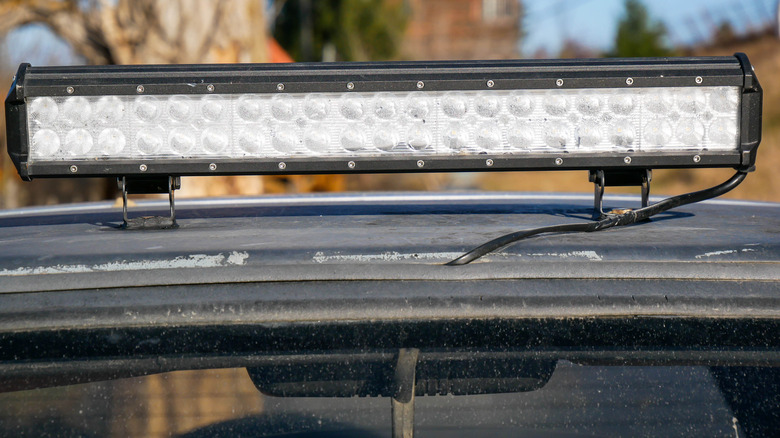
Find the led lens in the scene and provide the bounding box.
[26,86,741,161]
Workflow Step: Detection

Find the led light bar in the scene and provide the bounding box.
[5,54,761,180]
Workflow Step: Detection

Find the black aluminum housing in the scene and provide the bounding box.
[5,55,762,180]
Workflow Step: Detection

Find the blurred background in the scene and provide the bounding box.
[1,2,779,436]
[0,0,778,209]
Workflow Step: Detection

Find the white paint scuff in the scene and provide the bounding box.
[0,251,249,277]
[312,251,462,263]
[695,248,756,259]
[528,251,603,261]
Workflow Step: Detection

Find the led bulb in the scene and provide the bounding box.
[442,92,468,118]
[271,125,299,153]
[645,91,674,114]
[543,94,568,116]
[543,121,569,149]
[237,95,263,121]
[708,118,738,146]
[271,95,296,121]
[676,118,705,146]
[339,95,365,120]
[94,96,125,125]
[609,93,635,115]
[201,95,226,121]
[407,124,432,150]
[576,120,602,147]
[97,128,126,155]
[507,93,534,117]
[405,93,430,120]
[29,97,59,124]
[64,129,93,155]
[576,95,601,115]
[643,119,673,148]
[168,95,193,122]
[304,124,331,152]
[475,122,502,150]
[134,96,160,122]
[237,128,263,154]
[709,89,739,113]
[506,122,534,149]
[340,125,366,151]
[136,129,164,155]
[373,93,397,119]
[609,120,635,147]
[61,97,91,127]
[676,89,707,114]
[475,94,501,118]
[201,128,229,154]
[169,128,196,154]
[373,124,399,151]
[442,123,470,150]
[304,95,329,120]
[31,129,60,157]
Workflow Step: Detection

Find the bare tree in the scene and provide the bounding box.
[0,0,268,64]
[1,0,291,203]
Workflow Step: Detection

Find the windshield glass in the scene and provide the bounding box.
[2,362,776,437]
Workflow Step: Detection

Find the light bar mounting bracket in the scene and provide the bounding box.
[590,169,651,219]
[119,176,180,229]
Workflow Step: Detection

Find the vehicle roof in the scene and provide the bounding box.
[0,192,778,386]
[1,192,778,295]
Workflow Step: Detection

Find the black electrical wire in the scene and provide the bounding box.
[446,170,749,266]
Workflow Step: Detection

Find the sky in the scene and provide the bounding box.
[523,0,777,56]
[2,0,778,67]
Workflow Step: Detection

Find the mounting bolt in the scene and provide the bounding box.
[695,76,703,84]
[416,81,424,89]
[346,82,355,90]
[66,86,74,94]
[207,84,215,92]
[693,155,701,163]
[347,161,356,169]
[69,165,78,173]
[556,78,564,87]
[626,77,634,86]
[209,163,217,171]
[486,159,494,167]
[487,80,495,88]
[276,83,285,91]
[139,164,148,172]
[624,156,632,164]
[417,160,425,168]
[136,85,145,94]
[554,157,563,166]
[278,162,287,170]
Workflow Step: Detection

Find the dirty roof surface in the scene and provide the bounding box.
[0,192,778,294]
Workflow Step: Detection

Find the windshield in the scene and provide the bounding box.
[3,362,776,437]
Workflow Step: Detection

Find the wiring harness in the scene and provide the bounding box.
[446,171,749,266]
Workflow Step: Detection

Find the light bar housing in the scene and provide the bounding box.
[5,54,762,181]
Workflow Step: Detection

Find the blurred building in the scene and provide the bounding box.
[402,0,521,60]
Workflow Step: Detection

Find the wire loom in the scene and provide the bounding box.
[446,171,749,265]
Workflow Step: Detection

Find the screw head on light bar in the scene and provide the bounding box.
[5,54,761,181]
